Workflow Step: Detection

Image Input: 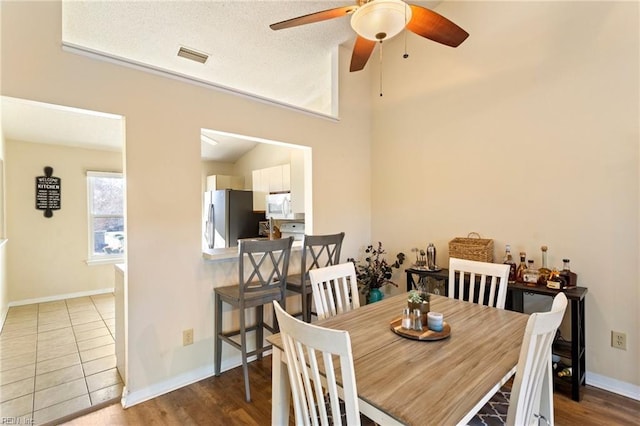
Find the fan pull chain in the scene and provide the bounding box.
[403,3,409,59]
[379,41,383,97]
[403,31,409,59]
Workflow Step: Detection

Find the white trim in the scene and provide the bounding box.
[122,365,214,408]
[86,256,125,266]
[62,42,340,122]
[587,371,640,401]
[86,170,122,178]
[7,288,114,307]
[0,238,7,248]
[122,350,271,408]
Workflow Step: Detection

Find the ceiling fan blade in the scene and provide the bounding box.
[406,5,469,47]
[270,5,358,31]
[350,36,377,72]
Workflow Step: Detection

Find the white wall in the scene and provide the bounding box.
[0,0,372,403]
[372,1,639,392]
[5,140,122,302]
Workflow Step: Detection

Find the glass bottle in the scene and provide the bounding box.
[503,245,517,284]
[537,245,552,285]
[516,252,527,283]
[523,259,539,285]
[427,243,437,270]
[560,258,577,288]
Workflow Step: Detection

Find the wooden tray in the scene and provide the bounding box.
[390,318,451,341]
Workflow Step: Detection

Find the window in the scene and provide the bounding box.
[87,171,124,263]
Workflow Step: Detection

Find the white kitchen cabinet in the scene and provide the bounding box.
[206,174,245,191]
[252,169,268,210]
[267,166,283,193]
[251,164,291,210]
[282,164,291,193]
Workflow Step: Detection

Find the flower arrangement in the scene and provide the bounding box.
[349,242,406,300]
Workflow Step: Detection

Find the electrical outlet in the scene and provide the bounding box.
[183,328,194,346]
[611,331,626,350]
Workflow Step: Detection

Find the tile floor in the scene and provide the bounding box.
[0,293,123,425]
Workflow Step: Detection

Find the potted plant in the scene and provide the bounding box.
[408,289,430,326]
[349,242,406,304]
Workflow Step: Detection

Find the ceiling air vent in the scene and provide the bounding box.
[177,46,209,64]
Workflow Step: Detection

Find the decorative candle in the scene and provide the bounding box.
[427,312,444,332]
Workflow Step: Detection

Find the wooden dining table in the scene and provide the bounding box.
[268,293,529,426]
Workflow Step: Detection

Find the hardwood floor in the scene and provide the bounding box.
[62,357,640,425]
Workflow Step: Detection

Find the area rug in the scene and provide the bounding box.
[466,387,511,426]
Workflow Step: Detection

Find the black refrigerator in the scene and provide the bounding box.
[203,189,263,249]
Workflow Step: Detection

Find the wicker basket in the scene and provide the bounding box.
[449,232,494,263]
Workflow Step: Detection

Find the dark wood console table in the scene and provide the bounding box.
[405,267,588,401]
[406,267,449,294]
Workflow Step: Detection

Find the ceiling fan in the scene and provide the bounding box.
[270,0,469,72]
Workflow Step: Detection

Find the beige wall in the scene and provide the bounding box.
[232,142,300,190]
[1,0,371,402]
[0,124,4,238]
[0,117,6,321]
[5,140,122,301]
[5,0,634,404]
[372,1,639,391]
[200,160,236,192]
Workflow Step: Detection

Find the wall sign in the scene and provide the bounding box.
[35,166,61,218]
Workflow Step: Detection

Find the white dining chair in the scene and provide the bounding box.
[308,262,360,321]
[286,232,345,322]
[448,257,510,309]
[273,300,361,426]
[468,292,568,426]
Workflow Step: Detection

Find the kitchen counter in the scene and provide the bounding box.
[202,239,303,262]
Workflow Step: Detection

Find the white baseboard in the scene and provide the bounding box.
[122,365,214,408]
[7,288,115,307]
[120,359,636,408]
[121,350,272,408]
[587,371,640,401]
[0,308,7,331]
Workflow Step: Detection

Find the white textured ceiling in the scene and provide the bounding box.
[62,0,360,115]
[1,97,124,151]
[3,1,443,161]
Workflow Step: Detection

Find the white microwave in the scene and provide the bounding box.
[265,193,304,220]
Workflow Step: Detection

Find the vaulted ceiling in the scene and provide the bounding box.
[3,1,444,161]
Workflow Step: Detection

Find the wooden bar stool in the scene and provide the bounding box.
[213,237,293,402]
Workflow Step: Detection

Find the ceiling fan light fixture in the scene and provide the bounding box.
[350,0,412,41]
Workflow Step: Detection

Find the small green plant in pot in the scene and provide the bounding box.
[408,290,430,326]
